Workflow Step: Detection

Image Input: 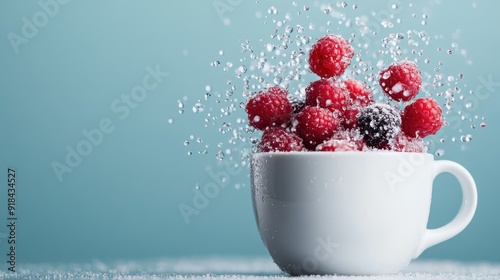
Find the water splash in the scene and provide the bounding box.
[176,1,486,171]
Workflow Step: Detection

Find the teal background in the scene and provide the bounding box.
[0,0,498,265]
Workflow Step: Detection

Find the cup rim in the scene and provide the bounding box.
[252,151,434,159]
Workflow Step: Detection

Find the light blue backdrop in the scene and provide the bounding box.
[0,1,498,265]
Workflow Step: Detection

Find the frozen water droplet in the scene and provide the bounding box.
[340,2,348,8]
[435,149,445,157]
[187,151,192,155]
[382,71,391,79]
[167,118,174,124]
[480,122,486,128]
[268,6,278,14]
[192,102,205,113]
[184,141,189,146]
[219,50,224,56]
[211,61,220,67]
[216,150,225,161]
[205,85,212,92]
[391,83,403,93]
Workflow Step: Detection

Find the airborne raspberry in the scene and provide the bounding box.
[401,98,443,138]
[379,61,422,102]
[308,34,354,78]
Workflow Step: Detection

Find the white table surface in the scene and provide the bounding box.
[3,257,500,279]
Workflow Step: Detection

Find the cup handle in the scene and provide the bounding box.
[413,160,478,258]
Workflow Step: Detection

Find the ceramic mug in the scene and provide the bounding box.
[251,152,477,275]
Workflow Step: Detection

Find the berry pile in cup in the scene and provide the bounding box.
[245,34,443,153]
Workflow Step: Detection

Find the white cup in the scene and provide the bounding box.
[251,151,477,275]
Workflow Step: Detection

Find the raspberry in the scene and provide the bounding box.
[331,128,365,150]
[246,86,293,130]
[341,108,359,129]
[295,106,338,150]
[343,78,374,107]
[357,103,401,149]
[316,139,358,152]
[267,85,289,97]
[379,61,422,102]
[401,98,443,138]
[258,127,304,153]
[305,79,348,115]
[308,34,354,78]
[393,133,427,153]
[289,97,306,114]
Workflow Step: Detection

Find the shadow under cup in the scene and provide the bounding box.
[251,152,477,276]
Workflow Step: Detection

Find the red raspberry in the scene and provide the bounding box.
[267,85,288,97]
[401,98,443,138]
[341,108,359,129]
[316,139,358,152]
[258,127,304,153]
[331,128,365,150]
[308,34,354,78]
[295,106,338,150]
[246,86,293,130]
[343,78,374,107]
[379,61,422,102]
[393,133,427,153]
[305,79,348,115]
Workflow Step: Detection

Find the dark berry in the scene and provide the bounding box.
[357,103,401,149]
[289,97,306,114]
[401,98,443,138]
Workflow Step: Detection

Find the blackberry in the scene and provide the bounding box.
[289,97,306,114]
[357,103,401,148]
